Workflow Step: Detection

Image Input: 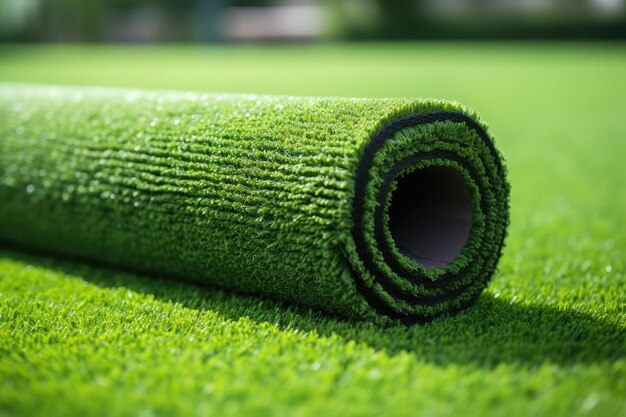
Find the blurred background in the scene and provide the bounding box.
[1,0,625,43]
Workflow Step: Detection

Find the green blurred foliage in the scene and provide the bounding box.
[1,0,625,42]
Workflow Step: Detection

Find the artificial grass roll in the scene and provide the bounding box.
[0,84,510,324]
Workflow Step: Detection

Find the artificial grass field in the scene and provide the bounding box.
[0,43,625,416]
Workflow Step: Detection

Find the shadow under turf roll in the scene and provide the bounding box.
[0,85,510,325]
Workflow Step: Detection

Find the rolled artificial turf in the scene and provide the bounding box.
[0,84,509,324]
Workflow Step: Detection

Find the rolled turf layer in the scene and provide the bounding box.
[0,85,509,324]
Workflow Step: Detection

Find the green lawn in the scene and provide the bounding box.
[0,43,625,417]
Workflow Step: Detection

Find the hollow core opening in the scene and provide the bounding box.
[388,165,473,269]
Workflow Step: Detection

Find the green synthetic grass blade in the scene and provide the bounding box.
[0,84,509,324]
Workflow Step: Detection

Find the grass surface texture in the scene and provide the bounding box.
[0,43,624,417]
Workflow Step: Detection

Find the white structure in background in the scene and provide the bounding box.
[591,0,625,16]
[219,0,324,41]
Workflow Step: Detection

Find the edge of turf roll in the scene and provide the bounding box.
[0,84,510,325]
[349,112,508,324]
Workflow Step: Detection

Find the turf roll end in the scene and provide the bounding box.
[347,111,509,324]
[0,85,510,325]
